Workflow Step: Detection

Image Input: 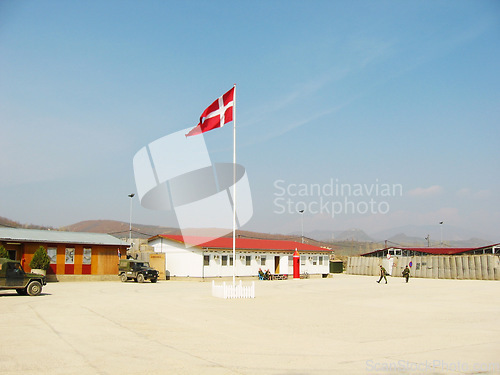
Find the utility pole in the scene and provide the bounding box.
[128,193,135,249]
[299,209,304,243]
[439,221,444,247]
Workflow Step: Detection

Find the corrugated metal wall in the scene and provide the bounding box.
[346,254,500,280]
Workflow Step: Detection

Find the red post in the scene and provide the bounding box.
[293,249,300,279]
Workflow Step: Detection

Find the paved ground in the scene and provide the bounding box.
[1,274,499,375]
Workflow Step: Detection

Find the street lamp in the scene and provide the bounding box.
[128,193,135,248]
[299,209,304,243]
[439,221,444,247]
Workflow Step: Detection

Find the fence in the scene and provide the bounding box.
[346,254,500,280]
[212,280,255,299]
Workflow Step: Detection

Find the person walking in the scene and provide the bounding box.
[377,265,387,284]
[402,265,410,283]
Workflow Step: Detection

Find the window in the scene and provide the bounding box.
[83,248,92,265]
[229,256,233,266]
[301,256,306,265]
[288,256,293,266]
[203,255,210,266]
[319,256,323,266]
[245,256,251,266]
[47,248,57,264]
[222,255,228,266]
[82,248,92,274]
[65,248,75,264]
[312,256,317,265]
[260,256,266,266]
[65,248,75,274]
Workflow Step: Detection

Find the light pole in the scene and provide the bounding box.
[299,209,304,243]
[128,193,135,248]
[439,221,444,247]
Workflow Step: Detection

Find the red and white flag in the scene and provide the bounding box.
[186,87,235,137]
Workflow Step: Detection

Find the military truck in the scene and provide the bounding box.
[118,259,159,283]
[0,258,47,296]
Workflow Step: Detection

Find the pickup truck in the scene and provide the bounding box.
[0,258,47,296]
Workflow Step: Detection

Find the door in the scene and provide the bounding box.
[274,256,280,274]
[6,262,25,287]
[149,253,166,280]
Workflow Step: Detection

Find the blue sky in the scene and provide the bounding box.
[1,0,499,241]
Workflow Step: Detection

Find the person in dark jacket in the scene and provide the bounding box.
[402,265,410,283]
[377,265,387,284]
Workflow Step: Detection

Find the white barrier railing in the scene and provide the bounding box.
[212,280,255,299]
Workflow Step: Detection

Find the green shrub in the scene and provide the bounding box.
[0,245,8,259]
[29,246,51,270]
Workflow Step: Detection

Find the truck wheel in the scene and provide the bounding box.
[16,288,28,296]
[120,273,128,282]
[27,281,42,296]
[137,274,145,283]
[151,277,157,283]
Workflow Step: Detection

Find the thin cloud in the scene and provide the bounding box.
[456,188,471,197]
[474,190,491,199]
[456,188,491,199]
[242,37,394,142]
[408,185,443,197]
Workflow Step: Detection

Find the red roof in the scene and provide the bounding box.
[152,234,331,252]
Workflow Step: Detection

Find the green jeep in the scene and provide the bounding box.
[0,258,47,296]
[119,259,159,283]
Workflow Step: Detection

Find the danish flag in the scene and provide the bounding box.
[186,87,235,137]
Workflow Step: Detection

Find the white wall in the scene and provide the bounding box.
[149,238,203,277]
[205,253,236,278]
[149,238,330,278]
[299,254,330,275]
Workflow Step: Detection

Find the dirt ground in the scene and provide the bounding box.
[1,274,499,375]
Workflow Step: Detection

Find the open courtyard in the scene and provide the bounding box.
[1,274,499,375]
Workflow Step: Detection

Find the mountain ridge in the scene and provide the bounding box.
[1,216,496,249]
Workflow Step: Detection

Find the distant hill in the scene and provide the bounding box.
[61,220,180,239]
[385,233,491,248]
[335,228,374,242]
[372,224,494,244]
[302,225,494,248]
[0,216,55,230]
[291,228,375,242]
[53,219,342,251]
[1,216,495,257]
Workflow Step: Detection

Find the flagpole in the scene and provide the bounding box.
[232,84,237,287]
